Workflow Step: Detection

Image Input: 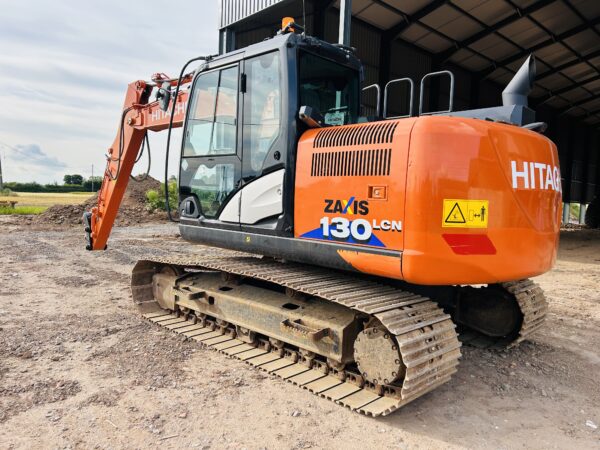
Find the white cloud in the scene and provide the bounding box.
[1,143,73,182]
[0,0,219,184]
[7,143,66,168]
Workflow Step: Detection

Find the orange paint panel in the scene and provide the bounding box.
[337,250,402,279]
[402,116,561,285]
[294,119,416,253]
[294,115,561,285]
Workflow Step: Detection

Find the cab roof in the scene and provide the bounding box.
[199,32,362,75]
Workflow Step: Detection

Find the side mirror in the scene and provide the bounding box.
[156,81,172,112]
[299,105,326,128]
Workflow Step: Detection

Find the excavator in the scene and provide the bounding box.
[84,19,561,416]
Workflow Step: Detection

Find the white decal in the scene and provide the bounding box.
[319,216,401,243]
[350,218,372,241]
[511,160,561,192]
[150,100,188,122]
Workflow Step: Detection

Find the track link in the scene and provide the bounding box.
[504,279,548,346]
[132,256,462,417]
[458,279,548,349]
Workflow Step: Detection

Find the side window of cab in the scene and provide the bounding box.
[184,65,239,157]
[242,52,281,177]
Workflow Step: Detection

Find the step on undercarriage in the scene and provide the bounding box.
[131,256,546,417]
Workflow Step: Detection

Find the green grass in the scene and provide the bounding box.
[0,205,47,215]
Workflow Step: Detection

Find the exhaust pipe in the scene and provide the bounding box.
[502,55,536,107]
[443,54,537,126]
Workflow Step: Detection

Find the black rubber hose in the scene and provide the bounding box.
[164,54,215,222]
[134,133,146,163]
[130,133,151,182]
[107,106,133,181]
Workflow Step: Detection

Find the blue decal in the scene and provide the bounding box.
[300,224,386,248]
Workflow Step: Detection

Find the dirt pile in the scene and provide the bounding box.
[36,176,168,227]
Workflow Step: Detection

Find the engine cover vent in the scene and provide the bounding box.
[313,122,398,148]
[311,148,391,177]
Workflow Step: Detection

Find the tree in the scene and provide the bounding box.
[83,176,103,191]
[63,174,72,185]
[70,174,83,185]
[145,180,178,212]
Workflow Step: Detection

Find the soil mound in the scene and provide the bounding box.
[36,176,168,227]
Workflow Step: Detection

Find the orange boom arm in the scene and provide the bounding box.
[84,76,191,250]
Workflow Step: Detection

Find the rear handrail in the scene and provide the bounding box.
[419,70,455,115]
[383,77,414,119]
[362,84,381,118]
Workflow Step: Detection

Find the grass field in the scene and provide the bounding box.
[0,205,48,215]
[0,192,94,207]
[0,191,94,215]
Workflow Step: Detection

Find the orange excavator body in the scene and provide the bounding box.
[83,30,560,416]
[85,32,561,288]
[294,116,561,285]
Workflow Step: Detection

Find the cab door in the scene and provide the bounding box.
[179,64,242,227]
[238,51,286,227]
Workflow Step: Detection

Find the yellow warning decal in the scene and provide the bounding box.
[442,199,489,228]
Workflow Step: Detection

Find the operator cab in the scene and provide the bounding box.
[178,29,362,240]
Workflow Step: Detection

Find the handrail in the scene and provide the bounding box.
[383,77,414,119]
[362,84,381,118]
[419,70,455,115]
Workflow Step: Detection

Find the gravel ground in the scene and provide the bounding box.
[0,220,599,449]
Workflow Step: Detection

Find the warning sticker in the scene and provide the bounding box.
[442,199,489,228]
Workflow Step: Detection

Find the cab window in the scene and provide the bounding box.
[299,51,359,126]
[183,65,238,157]
[242,52,281,176]
[180,159,237,219]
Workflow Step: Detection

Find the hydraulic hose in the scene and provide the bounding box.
[107,106,133,181]
[130,132,151,181]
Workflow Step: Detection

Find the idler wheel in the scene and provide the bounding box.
[354,327,405,385]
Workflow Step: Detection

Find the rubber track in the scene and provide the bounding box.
[133,256,462,417]
[458,279,548,349]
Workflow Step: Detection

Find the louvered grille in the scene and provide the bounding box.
[310,149,392,177]
[313,122,398,148]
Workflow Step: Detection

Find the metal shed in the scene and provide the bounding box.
[218,0,600,219]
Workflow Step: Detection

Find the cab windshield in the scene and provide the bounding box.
[299,51,359,126]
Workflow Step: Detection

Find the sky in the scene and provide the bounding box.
[0,0,219,184]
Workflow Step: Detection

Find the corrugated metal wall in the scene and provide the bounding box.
[219,0,286,29]
[586,132,599,203]
[235,13,314,49]
[220,0,600,203]
[350,16,381,115]
[320,10,380,114]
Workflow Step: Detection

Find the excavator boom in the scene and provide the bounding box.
[84,76,191,250]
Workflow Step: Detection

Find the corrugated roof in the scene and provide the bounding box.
[330,0,600,125]
[221,0,600,125]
